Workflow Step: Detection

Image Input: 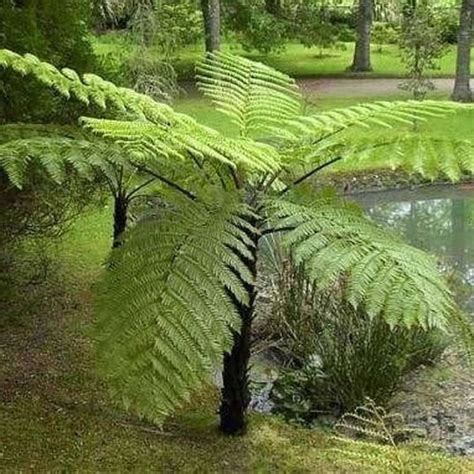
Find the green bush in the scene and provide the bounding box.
[96,49,181,103]
[437,8,460,44]
[372,22,399,53]
[0,0,96,122]
[224,3,288,54]
[262,253,447,424]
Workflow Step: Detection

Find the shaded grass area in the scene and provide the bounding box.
[93,34,474,80]
[1,206,473,472]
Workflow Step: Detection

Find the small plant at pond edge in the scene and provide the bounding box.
[267,254,447,423]
[327,398,446,473]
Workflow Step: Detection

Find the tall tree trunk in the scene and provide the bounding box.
[112,193,128,248]
[452,0,474,102]
[350,0,374,72]
[219,217,259,435]
[201,0,221,53]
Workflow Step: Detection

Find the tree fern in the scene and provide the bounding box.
[94,192,255,422]
[2,50,473,433]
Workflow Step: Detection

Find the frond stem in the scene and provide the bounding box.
[136,166,197,201]
[126,178,156,199]
[261,226,294,237]
[280,156,342,195]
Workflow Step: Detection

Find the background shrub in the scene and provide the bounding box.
[257,241,447,424]
[0,0,96,123]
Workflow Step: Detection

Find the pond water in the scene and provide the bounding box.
[354,184,474,314]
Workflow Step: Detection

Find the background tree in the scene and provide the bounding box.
[399,3,447,100]
[350,0,374,72]
[223,0,288,54]
[201,0,221,52]
[0,0,95,122]
[290,1,342,58]
[0,0,99,276]
[452,0,474,102]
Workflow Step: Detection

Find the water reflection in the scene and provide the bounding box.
[353,185,474,313]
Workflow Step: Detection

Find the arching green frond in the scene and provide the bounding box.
[196,52,302,137]
[0,49,179,124]
[274,100,464,143]
[340,134,474,182]
[82,117,281,174]
[95,194,255,423]
[0,134,123,188]
[268,194,458,331]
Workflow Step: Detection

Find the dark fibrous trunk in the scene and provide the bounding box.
[452,0,474,102]
[112,193,128,248]
[350,0,374,72]
[219,216,259,435]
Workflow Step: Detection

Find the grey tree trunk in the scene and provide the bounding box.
[350,0,374,72]
[452,0,474,102]
[201,0,221,53]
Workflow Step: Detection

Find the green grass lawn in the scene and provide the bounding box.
[93,33,474,80]
[2,204,473,472]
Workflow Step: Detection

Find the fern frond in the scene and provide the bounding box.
[268,194,457,331]
[340,134,474,182]
[95,193,255,423]
[274,101,463,143]
[196,52,302,137]
[0,135,121,188]
[0,49,184,124]
[82,117,281,174]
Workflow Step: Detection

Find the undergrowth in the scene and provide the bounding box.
[1,206,472,472]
